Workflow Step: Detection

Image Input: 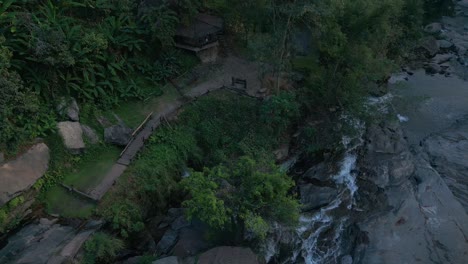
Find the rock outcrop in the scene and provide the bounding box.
[300,184,338,211]
[0,143,50,206]
[423,120,468,212]
[154,208,211,258]
[424,22,442,34]
[354,121,468,264]
[57,121,85,154]
[0,218,101,264]
[419,36,440,57]
[104,123,132,146]
[359,120,415,188]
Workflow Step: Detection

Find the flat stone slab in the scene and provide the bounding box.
[0,143,50,206]
[57,121,85,153]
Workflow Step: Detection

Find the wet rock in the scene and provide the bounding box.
[387,151,415,186]
[431,53,454,64]
[153,256,180,264]
[104,123,132,146]
[425,63,441,74]
[454,42,468,57]
[300,184,338,211]
[156,229,178,254]
[135,231,157,253]
[57,97,80,121]
[0,143,49,206]
[171,216,191,231]
[368,82,388,97]
[341,255,353,264]
[0,220,74,264]
[172,226,210,258]
[365,121,406,154]
[357,155,468,264]
[458,0,468,8]
[360,121,415,188]
[81,124,99,144]
[387,73,408,84]
[58,121,85,154]
[0,218,99,264]
[419,36,440,57]
[167,208,184,219]
[424,22,442,34]
[198,247,259,264]
[423,121,468,212]
[302,162,334,183]
[437,39,454,49]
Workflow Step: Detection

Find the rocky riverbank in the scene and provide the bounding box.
[351,1,468,262]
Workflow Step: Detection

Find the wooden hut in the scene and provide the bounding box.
[174,13,223,52]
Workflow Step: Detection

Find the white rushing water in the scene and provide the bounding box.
[297,152,358,264]
[264,115,365,264]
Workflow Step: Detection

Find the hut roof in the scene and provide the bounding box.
[176,13,223,39]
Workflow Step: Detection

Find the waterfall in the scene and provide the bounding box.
[264,114,365,264]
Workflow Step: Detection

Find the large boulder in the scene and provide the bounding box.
[437,39,454,49]
[302,162,335,183]
[424,22,442,34]
[57,97,80,121]
[425,63,441,74]
[104,124,132,146]
[431,53,454,64]
[156,229,178,255]
[172,225,210,258]
[419,36,440,57]
[300,184,338,211]
[0,218,100,264]
[57,121,85,154]
[198,247,259,264]
[0,143,50,206]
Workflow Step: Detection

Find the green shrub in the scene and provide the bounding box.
[181,156,300,241]
[83,232,124,264]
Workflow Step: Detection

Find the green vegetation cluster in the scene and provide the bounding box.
[0,0,455,259]
[96,0,454,251]
[99,92,300,242]
[83,232,124,264]
[206,0,451,110]
[0,0,197,152]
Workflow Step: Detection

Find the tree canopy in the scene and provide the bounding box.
[182,156,299,240]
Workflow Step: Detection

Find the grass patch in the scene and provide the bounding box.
[105,84,181,128]
[63,146,121,192]
[41,139,120,217]
[44,186,95,218]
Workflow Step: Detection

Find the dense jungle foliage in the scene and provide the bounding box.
[0,0,195,151]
